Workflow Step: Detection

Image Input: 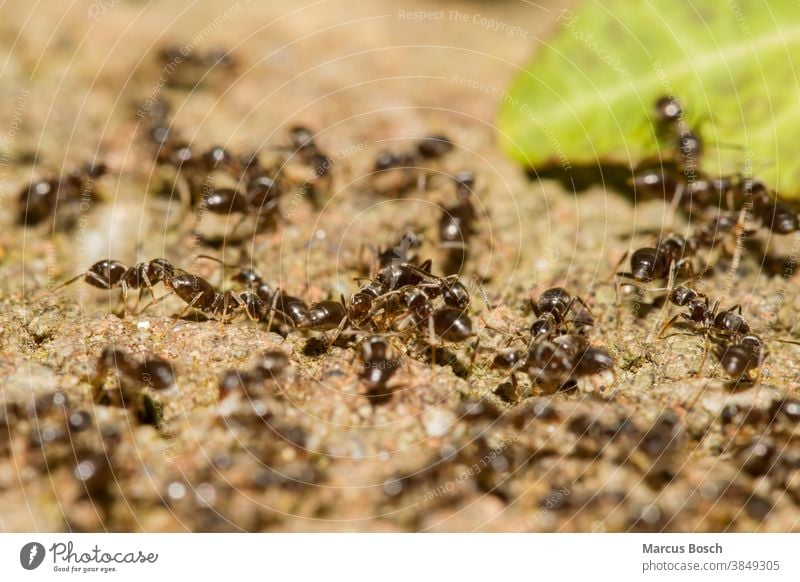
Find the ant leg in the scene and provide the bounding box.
[665,180,686,228]
[326,317,350,353]
[606,250,629,284]
[137,291,175,315]
[265,288,281,331]
[729,208,748,277]
[227,213,249,242]
[649,260,678,342]
[467,337,480,377]
[173,292,205,320]
[118,281,130,319]
[141,270,158,304]
[656,313,683,339]
[51,271,87,292]
[693,333,709,377]
[471,274,492,310]
[428,316,437,370]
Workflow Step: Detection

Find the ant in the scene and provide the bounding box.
[157,267,251,320]
[487,286,593,351]
[658,285,750,340]
[92,347,175,425]
[53,258,175,312]
[503,334,612,392]
[219,351,290,398]
[652,95,702,170]
[276,125,333,208]
[744,178,800,235]
[156,45,237,89]
[200,175,283,239]
[529,287,594,338]
[439,171,478,275]
[372,134,454,195]
[382,262,470,309]
[359,336,401,404]
[18,161,107,226]
[429,307,473,342]
[92,347,175,392]
[657,284,751,374]
[202,257,309,328]
[719,335,766,382]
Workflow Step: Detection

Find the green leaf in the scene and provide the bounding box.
[498,0,800,197]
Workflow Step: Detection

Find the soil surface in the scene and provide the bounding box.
[1,0,799,532]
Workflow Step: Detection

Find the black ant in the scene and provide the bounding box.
[219,351,290,398]
[53,258,175,311]
[18,161,107,226]
[745,178,800,235]
[719,334,766,382]
[92,347,175,425]
[530,286,594,338]
[486,287,594,355]
[156,45,237,89]
[658,285,750,340]
[202,257,309,328]
[652,95,701,170]
[359,336,401,404]
[201,176,283,239]
[507,334,613,392]
[110,265,254,327]
[93,347,175,392]
[372,134,454,195]
[277,125,333,208]
[657,284,752,374]
[439,171,478,275]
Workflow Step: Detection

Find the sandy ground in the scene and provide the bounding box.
[1,0,800,532]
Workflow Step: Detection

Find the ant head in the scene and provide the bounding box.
[289,125,315,149]
[417,135,453,159]
[202,146,232,171]
[454,171,475,198]
[530,315,555,337]
[374,151,404,172]
[654,95,682,124]
[443,281,470,309]
[669,285,695,306]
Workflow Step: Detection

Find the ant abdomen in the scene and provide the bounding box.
[302,300,346,331]
[205,188,248,215]
[85,260,128,289]
[432,307,473,342]
[629,247,667,282]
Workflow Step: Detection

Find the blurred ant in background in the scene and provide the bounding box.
[371,134,454,195]
[439,171,479,276]
[18,161,107,228]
